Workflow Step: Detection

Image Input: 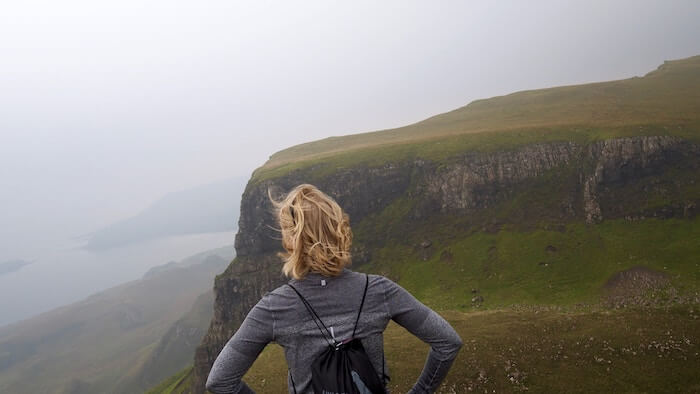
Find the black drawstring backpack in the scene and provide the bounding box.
[286,273,387,394]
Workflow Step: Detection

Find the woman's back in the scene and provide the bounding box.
[206,184,462,393]
[276,269,390,392]
[206,268,463,393]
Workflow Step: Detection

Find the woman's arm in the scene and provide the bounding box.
[205,294,275,394]
[380,277,463,394]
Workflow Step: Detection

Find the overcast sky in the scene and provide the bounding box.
[1,0,700,259]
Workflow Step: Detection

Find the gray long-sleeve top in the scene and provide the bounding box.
[206,268,463,394]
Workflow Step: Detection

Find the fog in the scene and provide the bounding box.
[1,1,699,326]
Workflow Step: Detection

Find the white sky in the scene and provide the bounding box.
[1,0,700,258]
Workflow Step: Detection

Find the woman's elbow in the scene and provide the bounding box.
[205,373,233,394]
[206,374,249,394]
[450,333,464,355]
[443,330,463,359]
[432,331,463,361]
[204,374,220,393]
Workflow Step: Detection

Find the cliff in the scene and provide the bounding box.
[185,56,700,393]
[190,134,699,392]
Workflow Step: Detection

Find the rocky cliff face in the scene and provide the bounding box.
[190,135,699,393]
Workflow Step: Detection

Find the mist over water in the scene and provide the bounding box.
[0,231,234,328]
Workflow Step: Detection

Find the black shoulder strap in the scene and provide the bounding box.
[351,273,369,338]
[287,273,370,345]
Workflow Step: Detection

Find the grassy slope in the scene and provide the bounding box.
[252,55,700,183]
[365,217,700,310]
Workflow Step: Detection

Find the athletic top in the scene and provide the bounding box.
[205,268,463,393]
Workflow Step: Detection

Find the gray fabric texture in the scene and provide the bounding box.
[206,268,463,394]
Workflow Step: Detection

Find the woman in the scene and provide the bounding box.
[206,184,463,394]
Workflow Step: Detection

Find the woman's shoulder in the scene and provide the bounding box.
[332,268,393,288]
[265,282,294,298]
[346,270,402,296]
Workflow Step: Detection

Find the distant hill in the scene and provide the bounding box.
[136,289,215,391]
[141,245,235,280]
[0,245,233,394]
[82,176,247,251]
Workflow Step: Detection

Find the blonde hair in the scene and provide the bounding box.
[268,184,353,280]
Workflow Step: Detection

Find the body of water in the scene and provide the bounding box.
[0,231,235,327]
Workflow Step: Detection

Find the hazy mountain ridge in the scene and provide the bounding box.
[0,246,233,394]
[152,55,700,393]
[81,176,246,251]
[142,245,235,280]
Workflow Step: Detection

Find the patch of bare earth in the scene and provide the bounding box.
[603,265,672,308]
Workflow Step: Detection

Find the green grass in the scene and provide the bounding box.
[251,122,699,185]
[362,216,700,312]
[238,306,700,393]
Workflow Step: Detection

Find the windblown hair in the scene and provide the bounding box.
[268,184,353,280]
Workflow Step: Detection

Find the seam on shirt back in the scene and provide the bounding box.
[425,358,443,392]
[380,276,390,319]
[264,294,276,342]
